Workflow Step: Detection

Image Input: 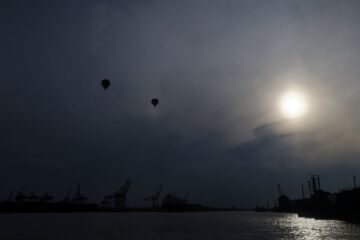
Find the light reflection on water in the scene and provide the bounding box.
[267,213,360,240]
[0,211,359,240]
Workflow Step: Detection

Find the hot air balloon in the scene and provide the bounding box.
[101,79,110,90]
[151,98,159,107]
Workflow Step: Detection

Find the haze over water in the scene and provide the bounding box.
[2,212,360,240]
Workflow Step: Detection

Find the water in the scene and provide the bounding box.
[1,211,360,240]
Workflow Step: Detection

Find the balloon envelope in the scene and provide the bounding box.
[101,79,110,90]
[151,98,159,107]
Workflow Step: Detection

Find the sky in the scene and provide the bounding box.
[2,0,360,208]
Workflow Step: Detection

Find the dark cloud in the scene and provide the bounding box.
[231,121,293,158]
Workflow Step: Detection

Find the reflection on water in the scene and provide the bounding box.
[270,214,360,240]
[0,211,359,240]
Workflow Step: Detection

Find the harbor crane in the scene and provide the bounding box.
[144,185,163,208]
[71,185,88,204]
[114,178,131,209]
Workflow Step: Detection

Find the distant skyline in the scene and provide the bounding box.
[2,0,360,208]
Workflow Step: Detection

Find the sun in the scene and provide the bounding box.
[279,91,307,119]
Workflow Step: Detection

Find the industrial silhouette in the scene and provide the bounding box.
[264,175,360,222]
[4,173,360,222]
[101,178,131,209]
[0,178,238,213]
[144,185,163,208]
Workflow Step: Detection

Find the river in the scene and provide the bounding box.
[1,211,360,239]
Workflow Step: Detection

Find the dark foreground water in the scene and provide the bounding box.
[1,211,360,240]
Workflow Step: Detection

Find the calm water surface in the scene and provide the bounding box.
[1,211,360,240]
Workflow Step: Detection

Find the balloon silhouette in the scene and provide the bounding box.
[151,98,159,107]
[101,79,110,90]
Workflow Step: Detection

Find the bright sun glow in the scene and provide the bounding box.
[280,91,307,119]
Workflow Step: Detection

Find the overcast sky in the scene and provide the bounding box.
[2,0,360,207]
